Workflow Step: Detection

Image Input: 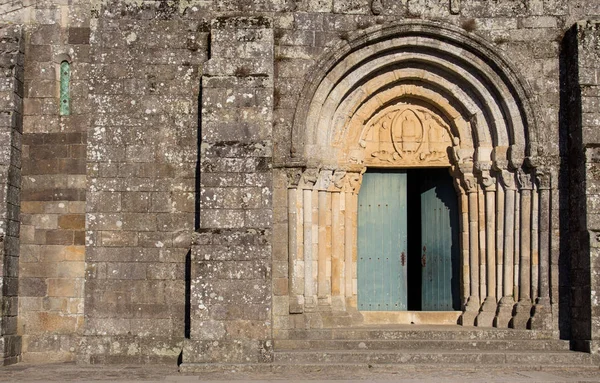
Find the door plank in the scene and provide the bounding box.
[421,169,460,311]
[358,171,407,311]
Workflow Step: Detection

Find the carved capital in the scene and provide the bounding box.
[461,173,478,194]
[344,172,363,194]
[329,170,347,192]
[498,170,516,191]
[474,160,493,174]
[535,168,552,190]
[286,168,303,188]
[299,168,319,189]
[450,0,461,15]
[516,169,533,190]
[315,170,333,191]
[478,171,497,192]
[371,0,383,15]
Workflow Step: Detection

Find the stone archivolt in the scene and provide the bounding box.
[286,21,553,329]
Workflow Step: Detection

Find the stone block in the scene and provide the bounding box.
[183,339,272,364]
[68,28,90,45]
[58,214,85,230]
[19,278,47,297]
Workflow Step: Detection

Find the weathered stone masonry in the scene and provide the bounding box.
[0,0,598,367]
[0,24,23,366]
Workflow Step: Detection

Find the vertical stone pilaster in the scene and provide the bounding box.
[0,24,23,365]
[183,16,274,366]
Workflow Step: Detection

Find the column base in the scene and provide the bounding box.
[289,295,304,314]
[475,297,497,327]
[0,334,21,366]
[304,296,318,312]
[511,299,532,329]
[530,297,552,330]
[459,297,480,326]
[494,296,515,328]
[317,297,332,311]
[331,296,346,311]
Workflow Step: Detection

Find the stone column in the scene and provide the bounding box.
[461,173,480,325]
[345,173,362,308]
[513,186,521,302]
[531,181,540,302]
[495,176,505,308]
[495,170,516,327]
[478,186,487,300]
[301,169,318,310]
[330,171,346,311]
[344,179,354,304]
[453,173,470,308]
[477,170,497,327]
[531,168,553,329]
[317,170,333,308]
[287,169,304,313]
[512,169,533,328]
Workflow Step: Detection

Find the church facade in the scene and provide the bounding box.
[0,0,599,367]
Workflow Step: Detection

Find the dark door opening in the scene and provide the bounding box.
[358,168,461,312]
[407,168,461,311]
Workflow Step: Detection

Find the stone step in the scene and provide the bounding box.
[286,326,557,341]
[274,338,571,351]
[273,349,599,366]
[179,362,600,374]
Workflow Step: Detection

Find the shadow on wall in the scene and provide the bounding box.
[558,24,585,345]
[179,80,202,366]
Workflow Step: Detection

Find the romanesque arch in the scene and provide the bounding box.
[286,21,553,329]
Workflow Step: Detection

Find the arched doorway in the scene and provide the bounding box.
[358,167,461,313]
[286,21,553,329]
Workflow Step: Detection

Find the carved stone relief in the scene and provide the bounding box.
[360,106,454,167]
[371,0,384,15]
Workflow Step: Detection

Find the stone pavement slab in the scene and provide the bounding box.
[1,363,600,382]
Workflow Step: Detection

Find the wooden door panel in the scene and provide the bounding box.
[420,170,460,311]
[358,171,407,311]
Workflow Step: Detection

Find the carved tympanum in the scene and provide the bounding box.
[361,106,453,166]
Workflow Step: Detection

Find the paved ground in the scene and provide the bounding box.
[1,363,600,382]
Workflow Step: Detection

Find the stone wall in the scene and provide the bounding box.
[17,1,90,363]
[80,2,207,364]
[183,15,275,366]
[0,24,23,366]
[1,0,600,365]
[564,20,600,353]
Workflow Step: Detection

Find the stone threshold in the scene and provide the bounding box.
[360,311,462,325]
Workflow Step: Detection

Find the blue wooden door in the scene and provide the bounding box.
[358,171,407,311]
[420,170,460,311]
